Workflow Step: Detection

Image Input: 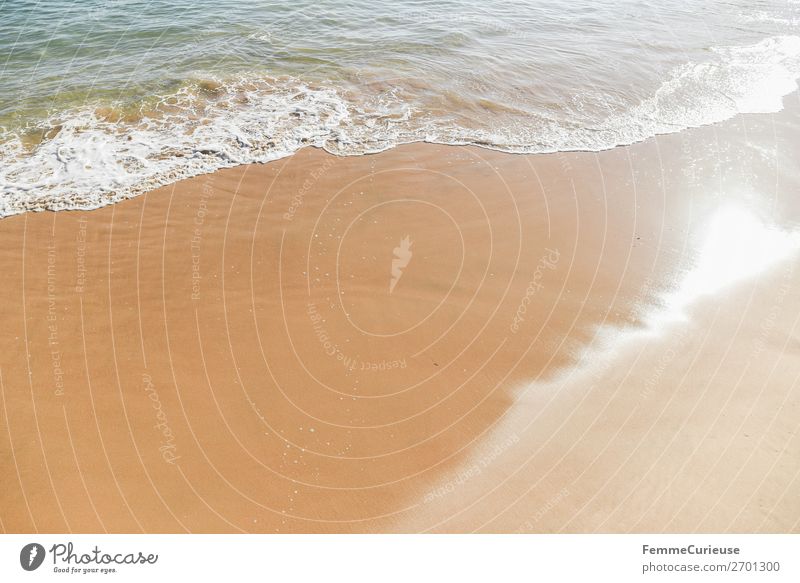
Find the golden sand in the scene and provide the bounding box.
[1,100,800,533]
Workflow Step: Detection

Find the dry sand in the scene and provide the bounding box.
[1,97,800,533]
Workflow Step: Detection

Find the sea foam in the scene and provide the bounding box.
[1,35,799,218]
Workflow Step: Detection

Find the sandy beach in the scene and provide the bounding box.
[1,92,799,533]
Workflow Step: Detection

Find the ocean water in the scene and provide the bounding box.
[1,0,799,216]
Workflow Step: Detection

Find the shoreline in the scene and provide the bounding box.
[5,57,800,221]
[1,94,799,533]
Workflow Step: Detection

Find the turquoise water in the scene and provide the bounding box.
[1,0,800,216]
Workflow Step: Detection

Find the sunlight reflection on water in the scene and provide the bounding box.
[650,204,800,329]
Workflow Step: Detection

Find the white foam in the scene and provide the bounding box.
[0,78,416,217]
[437,35,800,152]
[2,35,800,218]
[581,35,800,147]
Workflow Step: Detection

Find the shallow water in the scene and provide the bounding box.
[1,0,799,216]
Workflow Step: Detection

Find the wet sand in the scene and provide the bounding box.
[1,96,800,533]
